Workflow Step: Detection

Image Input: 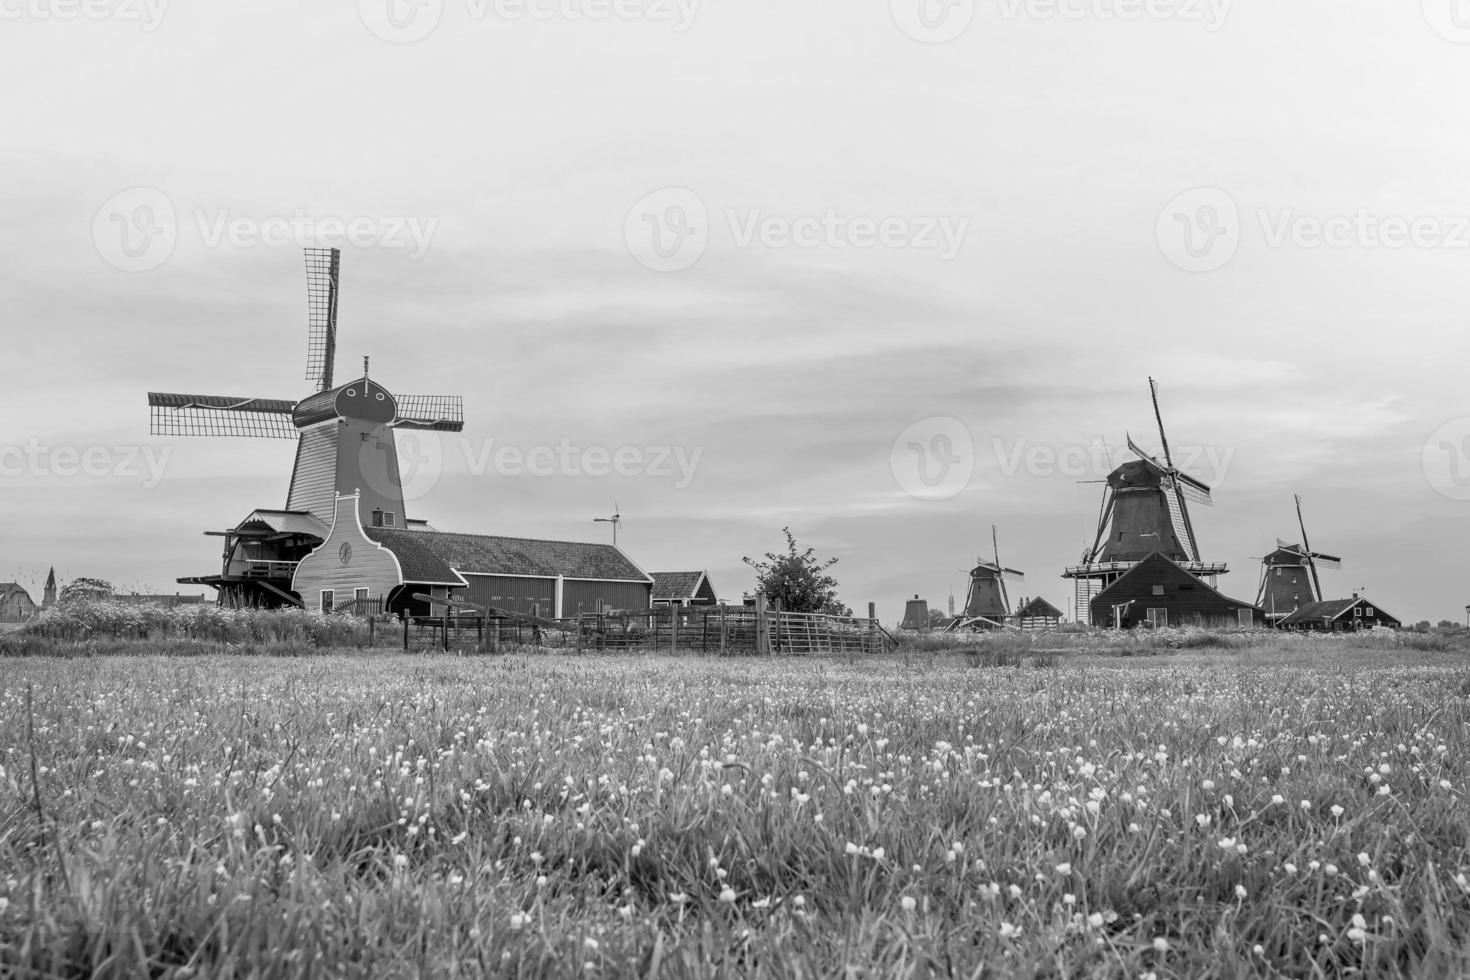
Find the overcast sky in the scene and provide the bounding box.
[4,0,1470,623]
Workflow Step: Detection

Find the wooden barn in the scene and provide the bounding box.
[651,571,718,607]
[1091,553,1265,629]
[1014,596,1064,632]
[368,524,653,617]
[1277,596,1401,633]
[0,583,38,623]
[254,492,652,618]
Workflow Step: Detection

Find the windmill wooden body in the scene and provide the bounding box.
[147,248,465,607]
[1064,379,1228,625]
[1258,495,1342,624]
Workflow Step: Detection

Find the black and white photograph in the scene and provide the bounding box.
[3,1,1470,976]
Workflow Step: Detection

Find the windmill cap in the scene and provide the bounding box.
[293,376,398,427]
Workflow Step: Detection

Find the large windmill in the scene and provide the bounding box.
[1257,495,1342,624]
[947,526,1024,631]
[148,249,465,606]
[148,248,465,529]
[1064,378,1229,624]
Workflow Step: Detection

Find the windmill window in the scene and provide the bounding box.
[1366,607,1375,617]
[320,590,334,614]
[376,393,385,401]
[354,588,368,603]
[382,512,397,527]
[1152,585,1165,596]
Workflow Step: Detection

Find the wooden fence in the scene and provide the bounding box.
[399,600,895,656]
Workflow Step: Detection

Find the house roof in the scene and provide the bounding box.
[1094,552,1264,612]
[0,583,34,602]
[1015,597,1064,619]
[237,510,330,538]
[651,571,707,601]
[1278,597,1397,628]
[366,528,650,584]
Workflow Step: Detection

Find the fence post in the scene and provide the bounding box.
[773,599,782,656]
[755,593,770,656]
[868,602,877,655]
[442,609,450,652]
[671,606,679,655]
[403,614,409,651]
[719,604,727,655]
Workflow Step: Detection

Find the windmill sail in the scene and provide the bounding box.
[1162,482,1198,563]
[394,394,466,431]
[148,393,298,439]
[304,248,340,393]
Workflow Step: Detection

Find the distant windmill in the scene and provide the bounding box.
[147,248,465,532]
[947,525,1024,631]
[1257,494,1342,623]
[594,503,622,545]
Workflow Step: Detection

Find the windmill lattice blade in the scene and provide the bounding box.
[1178,482,1214,506]
[304,248,340,392]
[1311,554,1343,569]
[1162,485,1198,562]
[394,394,464,431]
[148,393,297,439]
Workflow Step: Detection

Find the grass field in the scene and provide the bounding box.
[2,641,1469,977]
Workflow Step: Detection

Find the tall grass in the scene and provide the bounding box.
[10,599,393,651]
[1,649,1468,977]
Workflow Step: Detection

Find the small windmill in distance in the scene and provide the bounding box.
[594,503,622,546]
[946,525,1024,631]
[1256,494,1342,624]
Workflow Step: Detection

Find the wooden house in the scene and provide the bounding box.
[1090,552,1265,629]
[1277,596,1401,632]
[1014,596,1064,632]
[651,571,718,607]
[0,583,38,623]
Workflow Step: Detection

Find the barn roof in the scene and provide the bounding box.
[1015,597,1063,619]
[0,583,34,601]
[651,571,707,601]
[366,528,650,583]
[1094,552,1263,612]
[360,529,466,585]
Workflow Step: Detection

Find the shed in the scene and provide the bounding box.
[651,571,717,607]
[1014,596,1064,632]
